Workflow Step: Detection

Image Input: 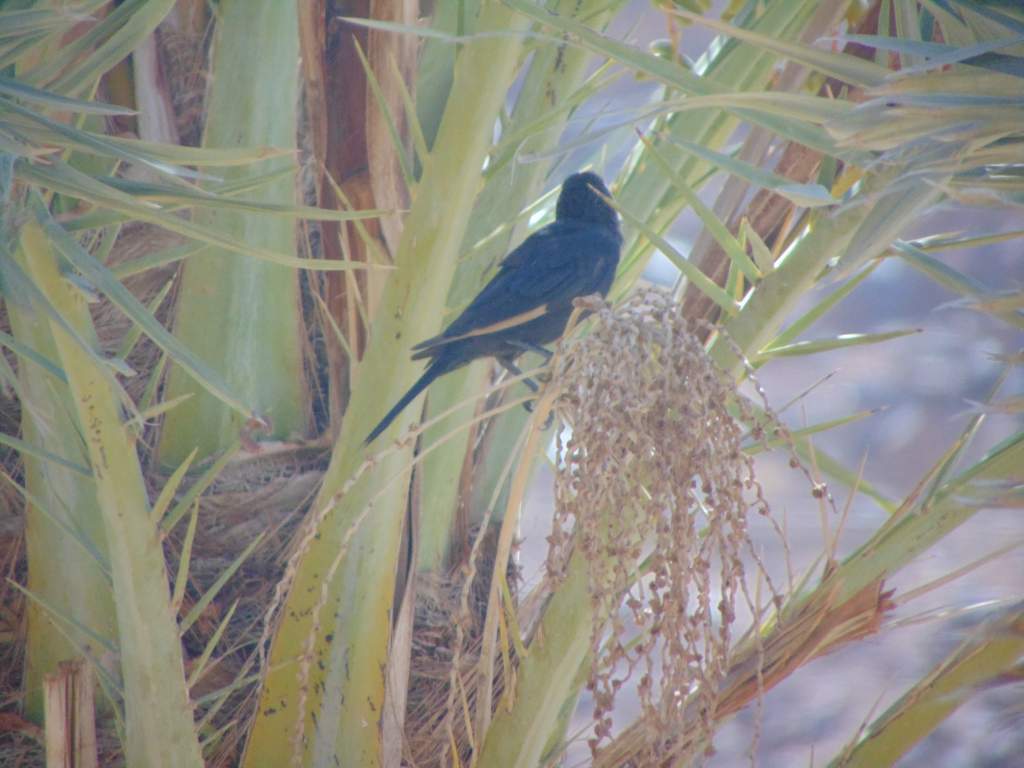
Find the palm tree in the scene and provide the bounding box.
[1,1,1020,766]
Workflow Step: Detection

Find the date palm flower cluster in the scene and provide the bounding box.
[546,289,778,762]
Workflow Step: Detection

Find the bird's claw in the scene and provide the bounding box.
[524,400,555,429]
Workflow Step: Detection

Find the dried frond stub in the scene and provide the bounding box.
[547,289,767,762]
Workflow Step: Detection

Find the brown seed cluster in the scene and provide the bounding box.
[546,289,767,761]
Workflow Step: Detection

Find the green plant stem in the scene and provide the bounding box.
[8,241,116,722]
[157,0,307,465]
[241,4,530,766]
[476,550,593,767]
[22,213,202,768]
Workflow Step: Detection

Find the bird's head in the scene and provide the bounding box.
[556,171,619,232]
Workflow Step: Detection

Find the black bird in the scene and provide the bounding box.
[365,171,622,444]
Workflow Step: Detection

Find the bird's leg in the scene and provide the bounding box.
[507,339,553,362]
[497,357,554,429]
[506,340,553,382]
[497,357,539,392]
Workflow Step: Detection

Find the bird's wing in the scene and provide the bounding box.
[412,222,617,354]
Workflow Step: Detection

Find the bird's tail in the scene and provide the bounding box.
[364,354,454,445]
